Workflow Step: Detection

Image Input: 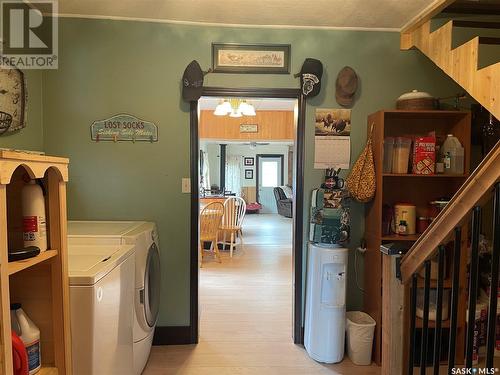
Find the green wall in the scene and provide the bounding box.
[0,71,44,151]
[37,18,464,327]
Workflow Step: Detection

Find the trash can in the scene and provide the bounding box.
[345,311,376,365]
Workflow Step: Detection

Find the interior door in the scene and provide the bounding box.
[257,155,284,214]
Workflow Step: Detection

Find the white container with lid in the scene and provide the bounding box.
[21,180,47,251]
[383,137,395,173]
[392,137,412,174]
[11,303,41,374]
[440,134,464,175]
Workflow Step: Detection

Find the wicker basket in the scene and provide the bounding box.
[396,90,437,110]
[397,97,437,110]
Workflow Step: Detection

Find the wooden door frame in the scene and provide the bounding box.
[190,87,306,344]
[255,154,285,204]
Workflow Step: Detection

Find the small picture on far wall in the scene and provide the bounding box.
[245,169,254,179]
[244,157,254,166]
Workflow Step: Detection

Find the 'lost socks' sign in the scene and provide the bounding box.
[90,113,158,142]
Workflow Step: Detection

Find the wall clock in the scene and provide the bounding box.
[0,68,26,133]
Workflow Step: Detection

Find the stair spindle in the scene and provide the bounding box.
[448,227,462,370]
[465,206,482,368]
[486,183,500,367]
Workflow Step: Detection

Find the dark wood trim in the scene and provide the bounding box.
[189,87,305,345]
[189,101,200,344]
[220,144,226,191]
[255,154,285,203]
[202,87,301,98]
[153,326,192,345]
[443,2,500,15]
[479,37,500,45]
[293,92,306,345]
[453,20,500,29]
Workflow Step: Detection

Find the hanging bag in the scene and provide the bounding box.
[346,124,376,202]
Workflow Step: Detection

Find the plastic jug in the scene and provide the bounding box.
[11,304,41,374]
[440,134,464,175]
[21,180,47,251]
[12,331,29,375]
[392,137,412,174]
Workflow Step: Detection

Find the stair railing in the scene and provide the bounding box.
[401,141,500,373]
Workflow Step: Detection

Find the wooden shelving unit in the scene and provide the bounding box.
[0,151,71,374]
[8,249,59,275]
[416,317,451,329]
[364,110,471,365]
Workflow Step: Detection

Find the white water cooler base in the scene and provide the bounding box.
[304,243,348,363]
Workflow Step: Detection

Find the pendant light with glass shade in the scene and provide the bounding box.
[214,99,256,117]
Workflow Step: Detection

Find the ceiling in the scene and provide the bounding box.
[199,97,296,111]
[53,0,436,30]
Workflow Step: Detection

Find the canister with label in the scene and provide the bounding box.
[394,203,416,235]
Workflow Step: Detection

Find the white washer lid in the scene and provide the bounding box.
[68,244,135,286]
[68,221,146,237]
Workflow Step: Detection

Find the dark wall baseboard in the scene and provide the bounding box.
[153,326,193,345]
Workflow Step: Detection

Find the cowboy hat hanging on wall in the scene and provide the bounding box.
[295,58,323,98]
[335,66,358,107]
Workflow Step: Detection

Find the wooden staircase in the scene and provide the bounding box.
[401,18,500,119]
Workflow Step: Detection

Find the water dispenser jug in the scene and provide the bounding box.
[304,243,348,363]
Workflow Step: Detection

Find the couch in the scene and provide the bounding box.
[273,187,293,218]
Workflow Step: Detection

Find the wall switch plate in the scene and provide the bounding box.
[182,178,191,193]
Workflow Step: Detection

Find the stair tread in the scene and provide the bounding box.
[453,20,500,30]
[478,36,500,45]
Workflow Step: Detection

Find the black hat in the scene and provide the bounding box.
[182,60,204,102]
[297,58,323,97]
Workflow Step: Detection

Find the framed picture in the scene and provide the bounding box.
[240,124,258,133]
[212,43,291,74]
[244,157,254,166]
[245,169,254,179]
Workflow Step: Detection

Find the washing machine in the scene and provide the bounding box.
[68,243,136,375]
[68,221,161,375]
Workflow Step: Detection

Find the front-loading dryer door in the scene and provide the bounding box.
[143,242,160,327]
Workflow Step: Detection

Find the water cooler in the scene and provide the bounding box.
[304,242,348,363]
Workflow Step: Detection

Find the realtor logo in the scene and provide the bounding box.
[0,0,58,69]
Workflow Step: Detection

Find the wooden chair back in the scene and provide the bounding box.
[222,196,246,228]
[200,202,224,240]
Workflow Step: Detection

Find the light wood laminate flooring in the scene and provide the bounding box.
[144,214,380,374]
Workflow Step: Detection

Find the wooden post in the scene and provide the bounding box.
[0,184,13,375]
[382,254,405,374]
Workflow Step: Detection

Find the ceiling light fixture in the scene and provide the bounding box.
[213,99,256,117]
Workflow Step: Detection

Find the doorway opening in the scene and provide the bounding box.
[256,154,285,213]
[190,88,305,345]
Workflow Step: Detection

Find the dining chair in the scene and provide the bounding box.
[200,202,224,264]
[220,196,246,257]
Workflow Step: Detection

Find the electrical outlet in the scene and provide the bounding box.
[181,178,191,193]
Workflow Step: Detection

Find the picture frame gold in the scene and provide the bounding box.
[212,43,291,74]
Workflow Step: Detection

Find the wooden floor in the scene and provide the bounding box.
[144,214,380,374]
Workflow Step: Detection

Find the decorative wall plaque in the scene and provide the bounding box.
[90,113,158,142]
[240,124,258,133]
[212,43,291,74]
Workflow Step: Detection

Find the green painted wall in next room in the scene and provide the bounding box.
[25,18,462,327]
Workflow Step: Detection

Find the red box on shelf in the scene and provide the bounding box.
[413,135,436,175]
